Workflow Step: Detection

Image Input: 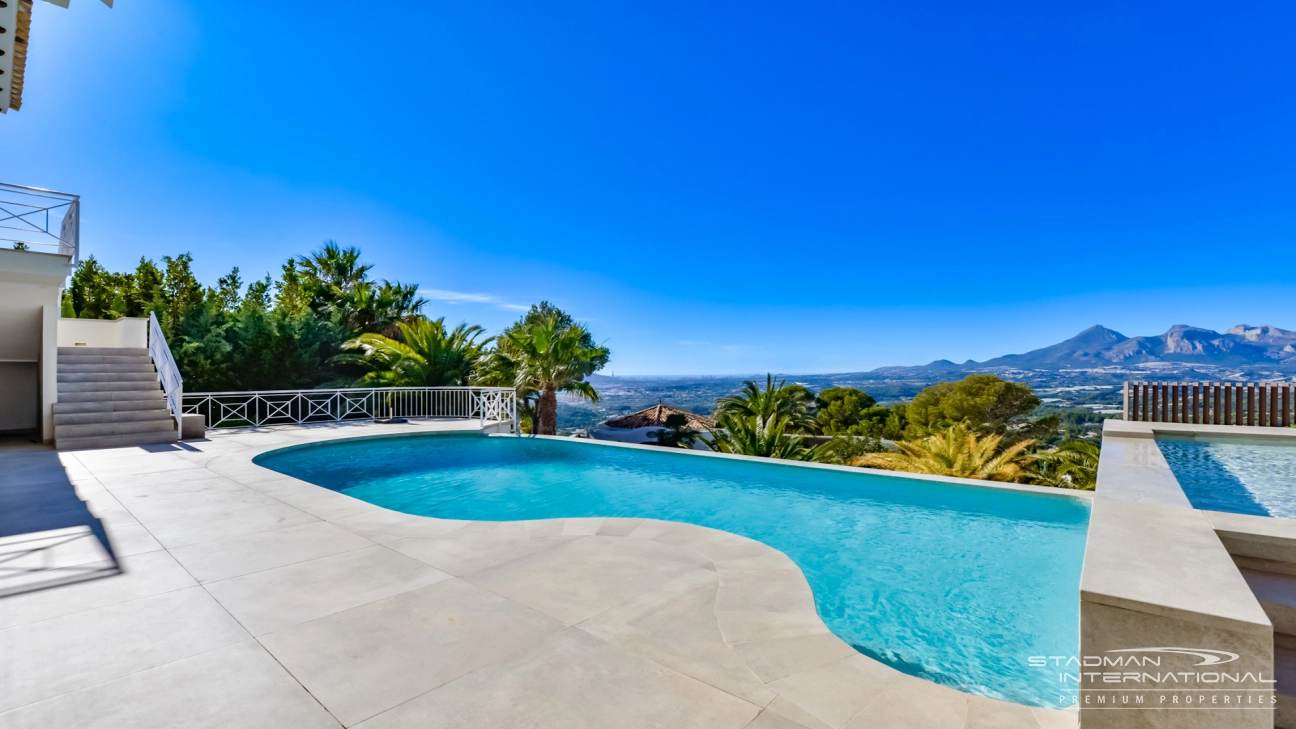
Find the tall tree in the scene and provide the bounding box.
[904,373,1040,438]
[493,304,609,435]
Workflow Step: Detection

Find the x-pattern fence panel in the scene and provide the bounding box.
[183,387,517,432]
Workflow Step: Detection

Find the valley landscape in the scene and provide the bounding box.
[560,323,1296,431]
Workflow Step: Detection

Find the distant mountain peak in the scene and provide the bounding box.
[870,322,1296,376]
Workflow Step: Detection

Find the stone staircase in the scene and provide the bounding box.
[54,347,178,451]
[1209,510,1296,728]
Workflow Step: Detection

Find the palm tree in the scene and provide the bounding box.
[340,280,427,338]
[297,241,373,314]
[848,423,1034,482]
[701,413,822,460]
[500,312,609,435]
[714,374,816,432]
[1028,440,1100,490]
[336,318,490,386]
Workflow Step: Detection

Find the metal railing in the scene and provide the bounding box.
[148,313,184,434]
[0,182,80,265]
[183,386,518,432]
[1124,381,1296,427]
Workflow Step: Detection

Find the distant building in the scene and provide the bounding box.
[589,404,715,450]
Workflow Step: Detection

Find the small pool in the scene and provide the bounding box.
[1158,436,1296,519]
[255,434,1089,707]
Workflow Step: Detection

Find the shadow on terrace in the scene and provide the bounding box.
[0,436,120,597]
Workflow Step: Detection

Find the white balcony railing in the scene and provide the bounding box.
[0,182,80,265]
[182,386,518,432]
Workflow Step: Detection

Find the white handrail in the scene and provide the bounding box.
[148,312,184,434]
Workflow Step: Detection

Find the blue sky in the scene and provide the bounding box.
[4,1,1295,374]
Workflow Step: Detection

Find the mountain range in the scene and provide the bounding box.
[873,324,1296,375]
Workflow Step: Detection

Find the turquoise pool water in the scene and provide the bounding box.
[255,433,1089,707]
[1158,437,1296,519]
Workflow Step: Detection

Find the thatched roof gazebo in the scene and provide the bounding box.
[602,404,715,431]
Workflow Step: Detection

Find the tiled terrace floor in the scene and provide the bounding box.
[0,421,1078,728]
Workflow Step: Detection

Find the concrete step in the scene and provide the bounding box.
[57,347,148,358]
[1277,645,1296,729]
[59,381,161,394]
[57,390,167,404]
[58,355,154,367]
[53,399,169,415]
[57,372,158,384]
[55,419,176,439]
[54,409,176,426]
[57,363,157,375]
[55,430,178,452]
[1241,569,1296,635]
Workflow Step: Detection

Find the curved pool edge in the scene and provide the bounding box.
[205,422,1078,726]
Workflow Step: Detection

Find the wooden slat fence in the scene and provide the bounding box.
[1123,381,1296,427]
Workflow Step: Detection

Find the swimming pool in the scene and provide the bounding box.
[1158,436,1296,519]
[255,433,1089,707]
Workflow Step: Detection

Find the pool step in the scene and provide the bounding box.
[1241,569,1296,636]
[1278,645,1296,729]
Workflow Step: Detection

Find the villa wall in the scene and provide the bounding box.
[0,248,70,443]
[56,317,148,349]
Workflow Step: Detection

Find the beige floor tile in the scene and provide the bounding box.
[260,578,564,726]
[596,517,645,536]
[0,640,340,729]
[204,545,451,634]
[768,653,901,728]
[842,673,968,729]
[465,535,712,625]
[757,697,835,729]
[145,501,319,548]
[386,532,575,576]
[580,569,776,705]
[95,468,233,492]
[0,586,249,712]
[748,707,827,729]
[1032,706,1078,729]
[731,633,859,684]
[81,491,139,527]
[0,550,196,629]
[715,610,832,643]
[965,694,1043,728]
[102,522,165,558]
[355,628,761,729]
[168,521,374,583]
[716,568,817,613]
[114,482,284,524]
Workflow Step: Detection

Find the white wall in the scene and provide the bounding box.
[57,317,148,348]
[0,362,39,432]
[589,426,713,451]
[0,248,74,442]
